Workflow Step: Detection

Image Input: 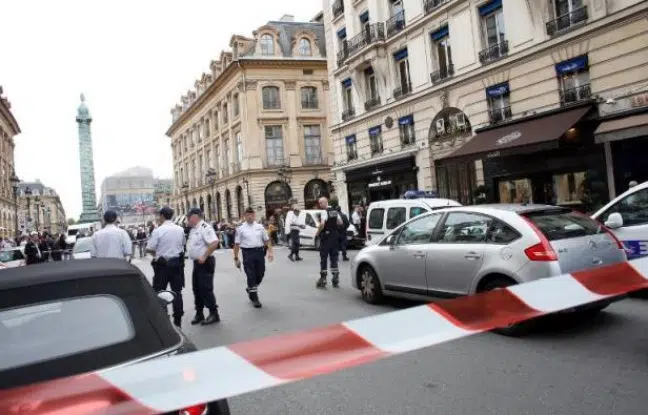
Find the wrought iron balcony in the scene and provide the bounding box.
[364,96,381,111]
[337,43,349,66]
[393,82,412,100]
[424,0,448,14]
[560,84,591,106]
[546,6,588,37]
[347,24,386,57]
[479,40,509,64]
[386,11,406,38]
[489,106,512,124]
[332,0,344,19]
[430,64,455,84]
[342,108,356,121]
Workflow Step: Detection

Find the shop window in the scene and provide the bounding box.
[368,208,385,229]
[262,86,281,110]
[556,55,590,106]
[301,87,318,109]
[439,212,490,243]
[369,126,383,155]
[498,179,532,203]
[552,172,586,205]
[600,187,648,227]
[386,207,406,229]
[486,83,511,124]
[410,207,428,219]
[397,213,443,245]
[399,115,415,146]
[345,135,358,161]
[436,162,476,205]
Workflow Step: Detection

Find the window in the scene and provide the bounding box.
[386,207,406,229]
[410,207,428,219]
[498,178,532,203]
[213,110,219,130]
[198,154,203,184]
[393,49,411,95]
[487,220,521,244]
[305,213,317,227]
[197,125,203,143]
[0,296,134,371]
[552,171,586,204]
[368,208,385,229]
[524,209,604,241]
[215,145,221,173]
[431,26,453,82]
[233,94,240,117]
[301,87,318,109]
[369,126,383,155]
[360,11,370,34]
[486,83,511,123]
[397,213,443,245]
[235,132,243,164]
[303,125,322,165]
[204,118,210,137]
[439,212,491,243]
[0,248,24,263]
[299,38,312,56]
[206,149,212,168]
[399,115,415,146]
[481,1,505,48]
[601,188,648,227]
[224,138,230,174]
[365,67,378,101]
[342,79,353,112]
[336,27,347,54]
[260,34,274,55]
[555,0,583,17]
[265,125,284,166]
[223,103,229,124]
[262,86,281,110]
[346,135,358,160]
[556,56,590,105]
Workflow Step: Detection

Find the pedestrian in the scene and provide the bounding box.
[233,207,274,308]
[24,232,41,265]
[137,227,147,257]
[316,197,343,288]
[336,206,350,262]
[287,207,304,261]
[38,233,51,263]
[351,206,362,233]
[90,211,133,260]
[146,207,186,328]
[51,235,64,262]
[186,208,220,326]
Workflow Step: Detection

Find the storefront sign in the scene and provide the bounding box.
[495,131,521,146]
[486,151,501,158]
[368,180,392,188]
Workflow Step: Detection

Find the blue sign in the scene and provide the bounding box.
[337,27,347,39]
[555,56,588,74]
[478,0,502,16]
[342,78,352,88]
[345,134,356,144]
[623,240,648,259]
[369,126,382,136]
[399,115,414,126]
[431,26,449,41]
[359,11,369,23]
[393,48,408,61]
[487,83,509,97]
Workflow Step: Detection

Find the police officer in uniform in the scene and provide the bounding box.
[233,207,274,308]
[146,207,186,327]
[316,197,343,288]
[186,208,221,325]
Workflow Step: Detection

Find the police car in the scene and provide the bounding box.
[592,181,648,260]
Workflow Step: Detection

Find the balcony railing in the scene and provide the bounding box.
[489,106,512,124]
[342,108,356,121]
[370,141,384,155]
[393,82,413,100]
[364,96,381,111]
[386,11,406,38]
[546,6,588,37]
[332,0,344,19]
[347,24,386,57]
[560,84,591,106]
[424,0,448,14]
[479,40,509,64]
[337,43,349,66]
[430,64,455,84]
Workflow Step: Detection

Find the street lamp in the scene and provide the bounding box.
[205,168,217,220]
[34,196,41,232]
[24,186,32,232]
[10,171,20,238]
[181,182,189,214]
[242,177,252,206]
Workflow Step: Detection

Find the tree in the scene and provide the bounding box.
[67,218,77,225]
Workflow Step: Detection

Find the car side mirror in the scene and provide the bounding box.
[157,290,176,305]
[385,234,395,246]
[605,212,624,229]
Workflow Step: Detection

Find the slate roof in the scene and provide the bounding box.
[240,20,326,59]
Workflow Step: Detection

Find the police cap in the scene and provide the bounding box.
[159,206,174,220]
[245,207,255,214]
[187,207,203,217]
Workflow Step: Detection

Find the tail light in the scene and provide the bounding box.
[180,403,208,415]
[521,216,558,262]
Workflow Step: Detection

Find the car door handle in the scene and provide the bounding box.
[412,251,426,258]
[464,252,481,259]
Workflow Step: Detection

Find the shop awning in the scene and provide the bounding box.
[595,113,648,143]
[439,106,591,162]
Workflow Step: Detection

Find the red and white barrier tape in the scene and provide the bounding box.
[2,258,648,414]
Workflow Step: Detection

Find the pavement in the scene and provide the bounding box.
[132,247,648,415]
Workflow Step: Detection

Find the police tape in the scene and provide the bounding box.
[2,258,648,414]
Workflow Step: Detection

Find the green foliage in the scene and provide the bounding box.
[67,218,77,225]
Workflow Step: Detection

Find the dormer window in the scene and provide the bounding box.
[260,34,274,55]
[299,38,312,56]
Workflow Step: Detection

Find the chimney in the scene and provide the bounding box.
[279,14,295,22]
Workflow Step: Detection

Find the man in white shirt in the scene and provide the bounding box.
[90,211,133,260]
[286,207,305,262]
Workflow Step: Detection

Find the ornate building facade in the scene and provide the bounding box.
[168,14,333,220]
[324,0,648,211]
[0,87,20,238]
[17,181,66,235]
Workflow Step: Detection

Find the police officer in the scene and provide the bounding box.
[336,205,350,261]
[287,206,304,262]
[233,207,273,308]
[146,207,186,327]
[186,208,221,325]
[316,197,343,288]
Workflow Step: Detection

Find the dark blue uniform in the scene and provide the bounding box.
[317,206,341,288]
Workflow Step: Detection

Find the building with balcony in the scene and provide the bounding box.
[0,87,20,238]
[17,181,66,236]
[323,0,648,212]
[168,15,332,220]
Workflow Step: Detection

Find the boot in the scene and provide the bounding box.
[296,256,303,261]
[201,310,221,325]
[190,313,205,325]
[342,256,350,261]
[332,273,340,288]
[316,271,327,288]
[249,291,263,309]
[288,253,295,262]
[173,316,182,328]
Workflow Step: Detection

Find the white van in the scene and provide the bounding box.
[592,181,648,259]
[65,222,102,246]
[365,198,461,245]
[295,209,362,249]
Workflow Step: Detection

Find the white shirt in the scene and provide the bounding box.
[91,224,132,259]
[235,222,269,248]
[284,211,295,235]
[146,221,186,259]
[187,220,218,260]
[352,211,361,225]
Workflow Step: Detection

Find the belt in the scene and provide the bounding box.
[241,247,264,251]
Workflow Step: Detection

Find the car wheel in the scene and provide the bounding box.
[359,265,383,304]
[481,278,530,337]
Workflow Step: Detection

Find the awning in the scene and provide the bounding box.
[595,113,648,143]
[440,106,591,162]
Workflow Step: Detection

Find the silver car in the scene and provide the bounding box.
[351,204,627,334]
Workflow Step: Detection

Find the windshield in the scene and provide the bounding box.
[67,229,79,236]
[73,238,93,253]
[0,249,24,263]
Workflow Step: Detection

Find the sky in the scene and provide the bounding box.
[0,0,321,219]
